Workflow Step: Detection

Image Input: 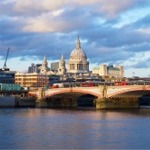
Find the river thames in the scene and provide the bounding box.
[0,107,150,149]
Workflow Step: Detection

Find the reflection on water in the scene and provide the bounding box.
[0,107,150,149]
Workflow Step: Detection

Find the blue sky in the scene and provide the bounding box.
[0,0,150,77]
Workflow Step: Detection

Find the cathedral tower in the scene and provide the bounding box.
[58,54,66,75]
[40,56,49,74]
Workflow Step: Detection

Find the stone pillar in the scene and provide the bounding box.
[96,85,107,109]
[36,88,45,101]
[36,88,47,107]
[96,97,107,109]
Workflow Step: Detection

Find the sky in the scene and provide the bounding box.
[0,0,150,77]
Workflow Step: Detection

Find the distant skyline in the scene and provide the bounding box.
[0,0,150,77]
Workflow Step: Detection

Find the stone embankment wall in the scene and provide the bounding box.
[0,96,36,107]
[15,97,36,107]
[0,96,16,107]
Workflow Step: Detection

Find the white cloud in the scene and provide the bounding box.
[1,0,150,77]
[13,0,68,13]
[22,9,90,33]
[3,0,137,18]
[138,28,150,34]
[99,0,134,17]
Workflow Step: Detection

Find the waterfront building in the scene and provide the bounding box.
[92,64,124,78]
[15,72,49,88]
[67,36,89,75]
[0,70,16,83]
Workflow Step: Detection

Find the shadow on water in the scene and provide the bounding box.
[139,94,150,106]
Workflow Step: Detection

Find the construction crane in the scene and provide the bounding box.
[2,47,10,71]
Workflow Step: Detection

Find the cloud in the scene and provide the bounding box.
[96,0,135,18]
[13,0,68,16]
[135,14,150,28]
[0,0,150,76]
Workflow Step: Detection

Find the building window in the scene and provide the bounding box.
[70,64,75,70]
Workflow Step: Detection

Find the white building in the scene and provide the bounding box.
[92,64,124,78]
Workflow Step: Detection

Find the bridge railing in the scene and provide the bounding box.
[49,81,150,89]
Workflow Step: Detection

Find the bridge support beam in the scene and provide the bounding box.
[96,97,139,109]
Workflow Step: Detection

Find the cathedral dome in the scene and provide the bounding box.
[70,36,87,60]
[70,48,87,59]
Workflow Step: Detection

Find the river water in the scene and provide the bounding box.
[0,107,150,149]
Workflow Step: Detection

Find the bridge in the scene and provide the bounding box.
[30,84,150,109]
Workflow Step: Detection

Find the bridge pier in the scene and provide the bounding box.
[46,97,78,108]
[36,90,79,108]
[36,100,48,108]
[96,85,140,109]
[96,97,139,109]
[36,88,48,107]
[36,97,78,108]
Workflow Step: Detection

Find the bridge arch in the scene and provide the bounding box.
[107,86,150,98]
[45,88,99,98]
[43,88,99,108]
